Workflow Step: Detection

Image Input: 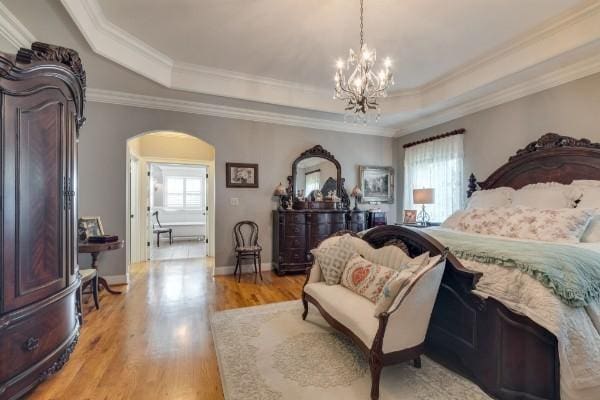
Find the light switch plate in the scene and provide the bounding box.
[230,197,239,206]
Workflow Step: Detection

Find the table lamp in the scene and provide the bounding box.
[274,182,289,210]
[351,185,363,211]
[413,188,434,226]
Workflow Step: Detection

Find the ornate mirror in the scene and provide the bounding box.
[289,145,347,208]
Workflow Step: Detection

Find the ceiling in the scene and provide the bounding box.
[97,0,580,90]
[3,0,600,136]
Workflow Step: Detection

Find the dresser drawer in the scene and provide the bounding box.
[285,223,305,236]
[0,293,77,383]
[283,235,306,249]
[351,213,365,223]
[282,249,307,264]
[312,224,333,236]
[285,213,305,225]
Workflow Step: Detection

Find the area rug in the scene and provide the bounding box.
[210,301,491,400]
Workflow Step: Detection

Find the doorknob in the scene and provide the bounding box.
[130,214,134,218]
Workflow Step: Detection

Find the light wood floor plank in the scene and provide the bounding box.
[27,256,304,400]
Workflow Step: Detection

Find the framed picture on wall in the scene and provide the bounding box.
[403,210,417,224]
[359,165,394,204]
[226,163,259,188]
[78,216,105,241]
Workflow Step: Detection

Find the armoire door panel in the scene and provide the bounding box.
[3,94,67,311]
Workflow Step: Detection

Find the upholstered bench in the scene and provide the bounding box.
[302,234,447,400]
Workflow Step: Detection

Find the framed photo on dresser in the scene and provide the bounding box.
[226,163,259,188]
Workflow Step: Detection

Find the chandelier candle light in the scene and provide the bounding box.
[334,0,394,122]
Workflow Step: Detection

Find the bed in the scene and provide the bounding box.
[360,133,600,400]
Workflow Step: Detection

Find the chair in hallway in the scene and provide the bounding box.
[152,210,173,247]
[233,221,263,282]
[77,268,99,325]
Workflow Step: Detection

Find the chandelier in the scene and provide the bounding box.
[334,0,393,121]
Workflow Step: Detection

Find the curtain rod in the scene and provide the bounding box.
[402,128,466,149]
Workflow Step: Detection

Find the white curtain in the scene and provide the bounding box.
[403,134,464,222]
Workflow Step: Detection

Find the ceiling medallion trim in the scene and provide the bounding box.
[87,88,395,137]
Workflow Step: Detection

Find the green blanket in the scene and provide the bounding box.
[427,229,600,307]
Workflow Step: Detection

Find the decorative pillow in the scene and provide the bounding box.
[581,215,600,243]
[441,210,467,230]
[455,206,594,243]
[467,187,514,209]
[578,187,600,209]
[374,254,442,316]
[310,235,357,285]
[512,183,579,209]
[340,255,398,302]
[361,245,409,270]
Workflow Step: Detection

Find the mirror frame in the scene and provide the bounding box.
[289,145,342,200]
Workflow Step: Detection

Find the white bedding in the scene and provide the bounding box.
[428,228,600,400]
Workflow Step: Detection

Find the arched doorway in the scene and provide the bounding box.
[126,131,215,264]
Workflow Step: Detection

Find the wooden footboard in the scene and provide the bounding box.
[361,226,560,400]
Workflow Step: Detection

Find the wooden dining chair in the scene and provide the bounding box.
[152,210,173,247]
[77,268,99,325]
[233,221,263,282]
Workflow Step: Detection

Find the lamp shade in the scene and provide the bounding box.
[351,185,362,197]
[413,188,434,204]
[274,182,287,196]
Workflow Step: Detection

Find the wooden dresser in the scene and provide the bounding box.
[272,210,366,274]
[0,43,85,399]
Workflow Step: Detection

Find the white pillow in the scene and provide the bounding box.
[441,210,467,230]
[455,206,593,243]
[512,183,578,209]
[581,215,600,242]
[467,187,514,209]
[578,186,600,209]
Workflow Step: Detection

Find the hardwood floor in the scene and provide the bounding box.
[27,257,304,400]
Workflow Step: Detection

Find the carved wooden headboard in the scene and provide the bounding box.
[468,133,600,197]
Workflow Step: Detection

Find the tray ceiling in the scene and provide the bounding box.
[8,0,600,136]
[96,0,580,90]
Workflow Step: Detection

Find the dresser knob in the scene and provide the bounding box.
[23,337,40,352]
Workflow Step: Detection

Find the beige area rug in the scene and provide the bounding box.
[210,301,491,400]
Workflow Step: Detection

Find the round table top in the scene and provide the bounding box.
[78,239,124,254]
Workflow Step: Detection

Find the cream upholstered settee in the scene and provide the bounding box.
[302,234,448,400]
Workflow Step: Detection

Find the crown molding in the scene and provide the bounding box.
[395,49,600,136]
[411,0,600,95]
[62,0,600,115]
[0,2,35,49]
[86,88,395,137]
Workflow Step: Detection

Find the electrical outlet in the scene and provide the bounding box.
[230,197,240,206]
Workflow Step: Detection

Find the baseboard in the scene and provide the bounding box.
[214,262,272,276]
[102,273,129,285]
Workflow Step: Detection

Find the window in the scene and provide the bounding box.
[165,176,203,209]
[403,134,464,222]
[305,170,320,194]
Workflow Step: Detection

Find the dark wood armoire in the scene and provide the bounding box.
[0,43,85,399]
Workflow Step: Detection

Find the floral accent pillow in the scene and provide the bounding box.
[340,255,398,302]
[455,206,594,243]
[311,235,357,285]
[374,254,443,316]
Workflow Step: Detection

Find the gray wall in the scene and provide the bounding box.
[394,72,600,217]
[78,102,395,276]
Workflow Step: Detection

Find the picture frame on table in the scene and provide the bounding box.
[403,210,417,224]
[359,165,394,204]
[78,216,105,241]
[226,163,259,188]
